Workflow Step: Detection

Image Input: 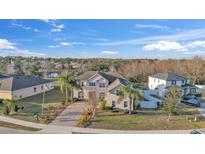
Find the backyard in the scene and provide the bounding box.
[0,87,67,123]
[88,104,205,130]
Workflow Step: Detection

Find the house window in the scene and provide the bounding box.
[78,92,84,99]
[89,82,96,86]
[158,79,160,83]
[124,101,128,108]
[41,86,43,90]
[112,101,116,108]
[99,92,105,99]
[154,78,156,82]
[116,89,120,96]
[182,80,185,84]
[99,82,105,88]
[190,88,196,93]
[34,87,37,92]
[171,80,176,85]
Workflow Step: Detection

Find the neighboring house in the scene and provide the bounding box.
[0,74,54,100]
[47,72,60,78]
[148,72,200,97]
[74,71,131,110]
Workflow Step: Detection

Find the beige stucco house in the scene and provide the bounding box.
[0,74,54,100]
[74,71,132,110]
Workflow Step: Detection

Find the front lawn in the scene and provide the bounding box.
[88,104,205,130]
[0,87,67,123]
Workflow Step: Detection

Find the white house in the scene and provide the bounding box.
[148,72,200,97]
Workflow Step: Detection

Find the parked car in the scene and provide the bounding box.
[181,95,201,107]
[190,129,205,134]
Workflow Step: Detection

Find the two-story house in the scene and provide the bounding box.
[74,71,131,110]
[148,72,200,96]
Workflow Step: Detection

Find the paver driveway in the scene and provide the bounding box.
[49,102,89,127]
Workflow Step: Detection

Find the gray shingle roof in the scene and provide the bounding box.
[78,71,128,85]
[78,71,97,81]
[150,72,187,81]
[0,74,52,91]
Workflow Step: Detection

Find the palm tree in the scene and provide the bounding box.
[163,86,182,121]
[118,83,143,115]
[58,72,79,104]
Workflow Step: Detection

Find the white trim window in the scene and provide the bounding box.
[78,92,84,99]
[89,82,96,86]
[99,82,105,88]
[124,101,128,108]
[99,92,105,99]
[112,101,116,108]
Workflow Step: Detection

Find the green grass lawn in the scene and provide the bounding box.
[88,104,205,130]
[0,87,66,123]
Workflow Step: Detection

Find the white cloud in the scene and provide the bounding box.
[143,41,187,51]
[135,24,169,30]
[0,38,45,57]
[95,38,109,42]
[97,28,205,46]
[184,50,205,55]
[1,49,45,57]
[0,39,15,49]
[11,22,39,32]
[49,41,85,48]
[60,42,85,46]
[50,28,62,32]
[40,19,64,33]
[40,19,56,23]
[101,50,119,54]
[187,40,205,48]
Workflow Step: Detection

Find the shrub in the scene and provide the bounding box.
[193,93,202,97]
[105,106,113,111]
[2,99,16,115]
[3,106,9,115]
[112,109,119,112]
[61,101,65,105]
[83,108,93,116]
[100,101,107,110]
[77,115,90,127]
[124,109,129,114]
[39,115,50,124]
[14,105,20,112]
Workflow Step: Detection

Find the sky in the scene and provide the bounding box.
[1,19,205,59]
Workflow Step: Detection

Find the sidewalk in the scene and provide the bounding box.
[0,116,46,129]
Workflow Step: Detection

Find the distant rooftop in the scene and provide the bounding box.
[150,72,187,81]
[0,74,52,91]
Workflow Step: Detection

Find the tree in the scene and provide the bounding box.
[118,83,144,115]
[183,56,205,85]
[88,91,100,117]
[58,72,79,104]
[3,99,16,115]
[163,86,182,121]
